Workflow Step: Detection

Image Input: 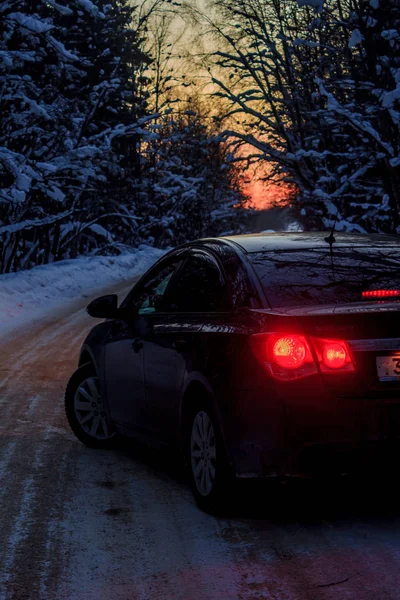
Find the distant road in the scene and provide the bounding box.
[0,281,400,599]
[250,205,299,232]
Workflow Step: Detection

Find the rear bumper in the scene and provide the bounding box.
[231,431,400,479]
[285,439,400,478]
[234,442,400,479]
[222,381,400,478]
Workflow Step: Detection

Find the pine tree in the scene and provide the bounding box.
[0,0,153,272]
[138,109,249,247]
[0,0,249,273]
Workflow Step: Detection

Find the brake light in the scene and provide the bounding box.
[250,333,355,380]
[272,335,307,369]
[250,333,317,381]
[322,343,347,369]
[362,290,400,298]
[311,338,355,372]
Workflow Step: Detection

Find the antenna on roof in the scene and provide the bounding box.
[324,211,339,246]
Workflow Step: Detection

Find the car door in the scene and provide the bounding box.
[143,250,230,443]
[104,257,182,433]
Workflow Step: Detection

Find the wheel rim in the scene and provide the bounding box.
[190,411,217,497]
[73,376,115,440]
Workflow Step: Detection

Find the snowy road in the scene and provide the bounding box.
[1,286,400,599]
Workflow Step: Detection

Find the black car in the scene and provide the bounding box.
[65,232,400,511]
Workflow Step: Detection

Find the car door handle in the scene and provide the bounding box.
[132,338,143,353]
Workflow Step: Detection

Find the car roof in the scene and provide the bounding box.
[215,232,400,254]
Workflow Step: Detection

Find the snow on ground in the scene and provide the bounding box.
[0,246,165,340]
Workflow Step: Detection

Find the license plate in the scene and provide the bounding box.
[376,354,400,381]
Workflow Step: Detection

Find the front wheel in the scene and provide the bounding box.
[187,406,233,513]
[65,364,116,449]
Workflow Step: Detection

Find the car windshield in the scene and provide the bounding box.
[250,245,400,308]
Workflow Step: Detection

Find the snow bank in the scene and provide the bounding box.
[0,246,165,340]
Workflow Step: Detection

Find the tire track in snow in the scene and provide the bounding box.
[0,281,137,599]
[0,300,94,599]
[0,427,52,599]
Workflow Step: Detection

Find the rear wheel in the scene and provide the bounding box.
[65,364,116,449]
[187,404,233,513]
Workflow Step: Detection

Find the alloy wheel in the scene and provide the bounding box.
[73,376,115,440]
[190,411,217,497]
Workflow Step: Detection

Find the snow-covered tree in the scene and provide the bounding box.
[204,0,400,233]
[138,108,249,247]
[137,13,250,248]
[0,0,153,272]
[0,0,251,273]
[315,0,400,232]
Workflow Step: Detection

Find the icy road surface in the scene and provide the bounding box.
[1,289,400,599]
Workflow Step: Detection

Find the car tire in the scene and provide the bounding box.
[186,402,233,514]
[65,363,117,449]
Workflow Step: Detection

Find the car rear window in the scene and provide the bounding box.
[250,246,400,308]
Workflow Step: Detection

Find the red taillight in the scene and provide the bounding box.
[250,333,317,381]
[250,333,355,380]
[322,342,347,369]
[311,337,355,372]
[272,335,306,369]
[362,290,400,298]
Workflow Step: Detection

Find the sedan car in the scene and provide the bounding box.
[65,232,400,511]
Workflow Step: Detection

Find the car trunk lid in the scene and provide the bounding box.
[254,302,400,398]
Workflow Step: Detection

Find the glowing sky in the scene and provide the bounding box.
[167,0,291,210]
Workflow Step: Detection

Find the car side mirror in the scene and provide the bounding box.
[86,294,118,319]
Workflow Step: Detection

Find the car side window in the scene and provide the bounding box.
[124,260,181,315]
[166,254,229,313]
[137,270,175,315]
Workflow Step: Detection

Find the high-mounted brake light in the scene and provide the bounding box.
[362,290,400,298]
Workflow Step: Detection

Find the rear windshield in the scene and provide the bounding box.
[250,246,400,308]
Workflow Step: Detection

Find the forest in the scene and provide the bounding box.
[1,0,400,273]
